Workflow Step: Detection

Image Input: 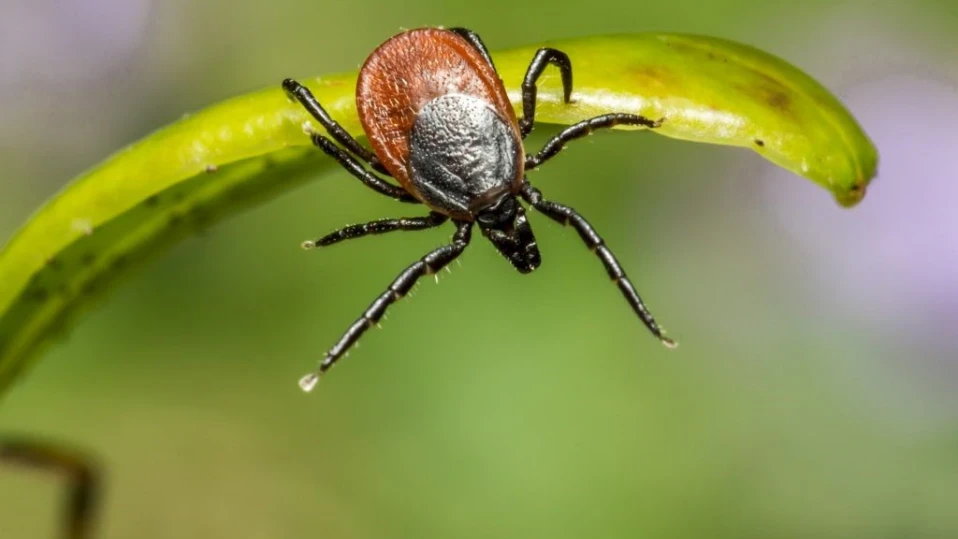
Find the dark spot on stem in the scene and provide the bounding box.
[30,288,49,302]
[111,256,129,271]
[82,280,99,297]
[734,71,793,115]
[767,90,790,111]
[47,311,70,340]
[81,253,96,267]
[189,206,213,233]
[145,195,160,207]
[754,139,765,147]
[630,65,678,95]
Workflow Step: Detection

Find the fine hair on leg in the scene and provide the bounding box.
[303,212,449,249]
[309,133,419,203]
[282,78,391,175]
[448,27,496,70]
[299,221,474,391]
[526,114,664,169]
[519,48,573,138]
[520,182,675,347]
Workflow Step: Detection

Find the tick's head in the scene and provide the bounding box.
[476,194,540,273]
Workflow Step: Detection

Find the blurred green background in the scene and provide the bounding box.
[1,0,956,538]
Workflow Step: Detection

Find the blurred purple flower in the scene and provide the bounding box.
[0,0,152,89]
[764,75,958,345]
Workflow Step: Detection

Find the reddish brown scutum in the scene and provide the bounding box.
[356,28,521,200]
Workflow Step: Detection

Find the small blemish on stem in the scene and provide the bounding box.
[71,219,93,236]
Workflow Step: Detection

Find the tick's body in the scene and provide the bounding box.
[358,28,523,217]
[284,27,674,390]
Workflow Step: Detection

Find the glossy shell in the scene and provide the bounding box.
[407,94,522,216]
[356,28,524,216]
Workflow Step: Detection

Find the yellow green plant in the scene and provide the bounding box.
[0,33,878,396]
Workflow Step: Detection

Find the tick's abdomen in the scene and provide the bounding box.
[409,94,521,216]
[356,27,523,216]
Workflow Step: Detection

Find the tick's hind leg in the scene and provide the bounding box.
[1,437,100,539]
[520,182,675,347]
[303,212,448,249]
[449,27,496,70]
[526,114,664,169]
[282,78,390,176]
[309,133,419,203]
[519,48,574,138]
[299,220,474,391]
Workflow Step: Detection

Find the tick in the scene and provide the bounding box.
[284,27,674,391]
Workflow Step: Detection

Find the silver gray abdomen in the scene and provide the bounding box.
[408,93,522,217]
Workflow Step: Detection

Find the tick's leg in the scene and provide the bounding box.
[299,220,474,391]
[449,27,496,70]
[519,48,573,138]
[303,212,448,249]
[520,182,675,347]
[526,113,664,169]
[282,78,391,176]
[310,133,419,203]
[1,438,100,539]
